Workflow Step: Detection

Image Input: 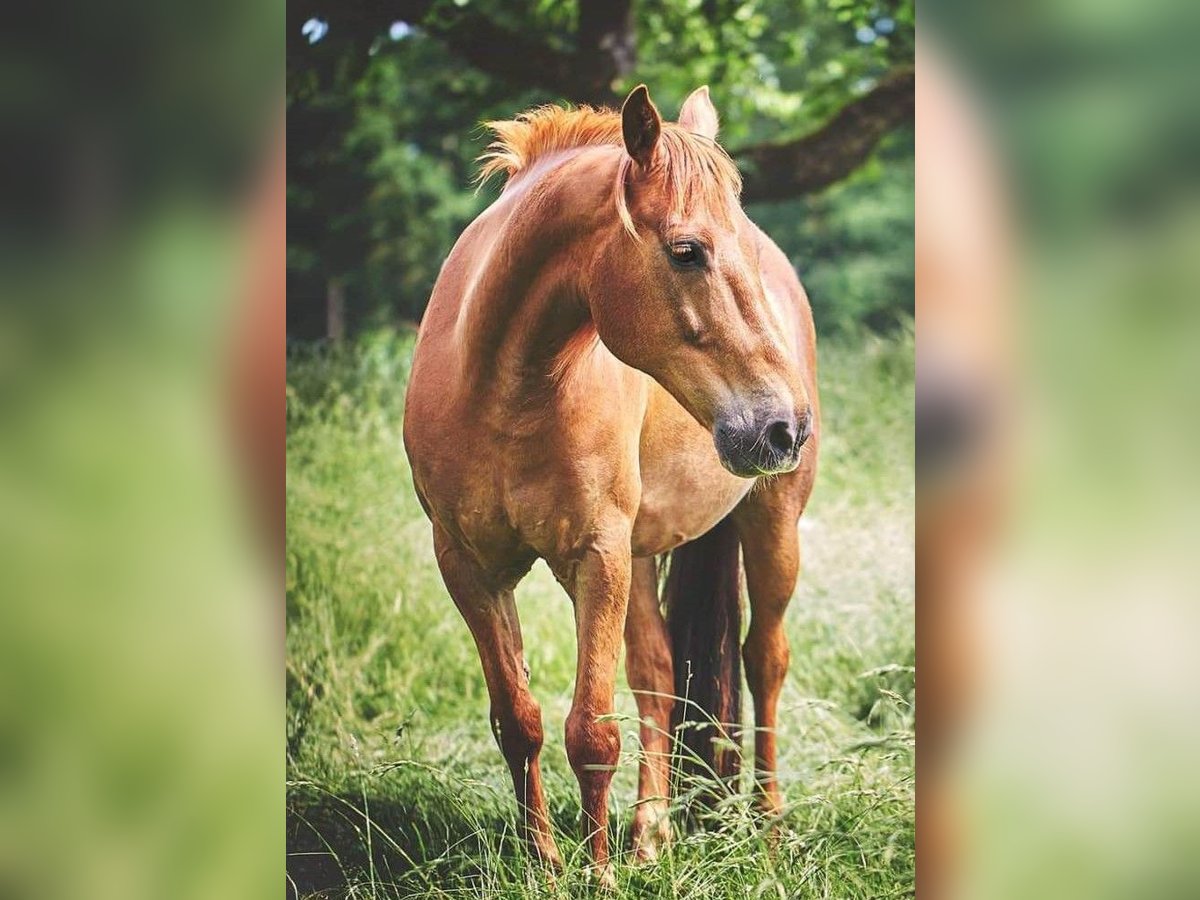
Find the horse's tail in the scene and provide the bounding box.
[664,514,743,799]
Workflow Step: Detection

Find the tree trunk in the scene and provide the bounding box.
[326,276,345,344]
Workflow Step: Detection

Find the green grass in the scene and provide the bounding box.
[286,327,914,898]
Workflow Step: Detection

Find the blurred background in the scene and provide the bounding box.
[919,1,1200,897]
[285,0,914,341]
[0,2,281,899]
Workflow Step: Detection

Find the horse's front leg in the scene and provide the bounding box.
[734,481,804,818]
[432,527,562,870]
[555,528,632,886]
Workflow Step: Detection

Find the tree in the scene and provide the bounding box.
[288,0,912,200]
[286,0,914,338]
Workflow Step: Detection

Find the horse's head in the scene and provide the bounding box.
[588,85,812,478]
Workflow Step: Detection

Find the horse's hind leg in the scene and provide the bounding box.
[623,555,674,861]
[432,528,561,869]
[733,479,805,817]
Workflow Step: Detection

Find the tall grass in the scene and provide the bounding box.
[286,327,914,898]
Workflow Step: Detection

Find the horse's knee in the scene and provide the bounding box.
[627,642,673,707]
[636,684,674,739]
[491,695,543,771]
[645,694,674,735]
[743,624,790,690]
[565,707,620,786]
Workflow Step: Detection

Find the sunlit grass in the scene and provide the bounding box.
[286,327,913,898]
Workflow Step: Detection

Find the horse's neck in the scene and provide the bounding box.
[457,149,615,400]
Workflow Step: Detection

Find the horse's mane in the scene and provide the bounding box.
[477,104,742,237]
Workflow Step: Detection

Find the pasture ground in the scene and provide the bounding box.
[286,328,914,899]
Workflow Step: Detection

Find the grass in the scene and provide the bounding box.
[286,326,914,898]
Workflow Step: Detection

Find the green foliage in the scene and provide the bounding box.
[752,131,914,334]
[287,0,914,339]
[288,36,508,329]
[631,0,911,144]
[286,329,914,897]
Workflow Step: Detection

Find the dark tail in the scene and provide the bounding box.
[664,515,743,799]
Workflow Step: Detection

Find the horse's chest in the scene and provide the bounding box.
[632,464,751,557]
[631,404,753,557]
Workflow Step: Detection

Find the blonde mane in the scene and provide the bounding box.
[476,104,742,236]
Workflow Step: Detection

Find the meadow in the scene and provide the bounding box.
[286,328,914,899]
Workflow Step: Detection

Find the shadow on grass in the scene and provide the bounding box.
[284,704,750,897]
[286,776,600,899]
[286,774,736,898]
[286,742,915,899]
[285,699,915,898]
[288,787,500,898]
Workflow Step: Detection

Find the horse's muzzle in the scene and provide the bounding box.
[714,406,812,477]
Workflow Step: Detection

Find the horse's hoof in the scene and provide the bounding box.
[755,794,787,850]
[598,865,617,891]
[585,863,617,891]
[537,848,564,875]
[527,835,564,885]
[630,804,672,864]
[632,842,659,864]
[631,829,669,864]
[757,791,785,822]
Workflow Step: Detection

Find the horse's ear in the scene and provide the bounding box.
[678,85,719,140]
[622,84,662,169]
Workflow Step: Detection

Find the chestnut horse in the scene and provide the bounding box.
[403,85,819,881]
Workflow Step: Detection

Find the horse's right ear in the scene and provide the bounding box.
[678,85,719,140]
[622,84,662,169]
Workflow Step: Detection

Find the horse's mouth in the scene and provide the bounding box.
[715,445,803,479]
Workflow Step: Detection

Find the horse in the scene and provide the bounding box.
[403,84,819,883]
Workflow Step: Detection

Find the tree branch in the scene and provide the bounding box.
[287,0,437,92]
[574,0,635,104]
[423,11,583,100]
[421,1,633,104]
[734,67,914,203]
[288,3,911,199]
[287,1,632,105]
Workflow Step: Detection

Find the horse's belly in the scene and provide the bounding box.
[630,390,753,557]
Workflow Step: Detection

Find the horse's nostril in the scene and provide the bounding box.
[767,419,796,456]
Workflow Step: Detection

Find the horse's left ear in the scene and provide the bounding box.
[678,85,719,140]
[622,84,662,169]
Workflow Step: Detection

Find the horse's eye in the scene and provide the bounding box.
[667,241,703,269]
